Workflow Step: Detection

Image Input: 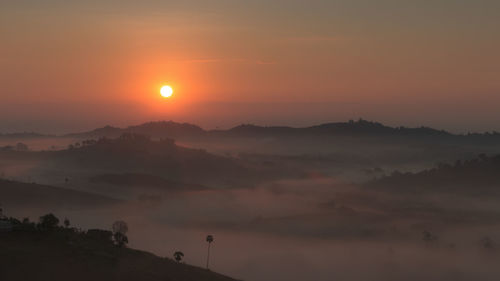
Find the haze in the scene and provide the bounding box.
[1,0,500,134]
[2,2,500,281]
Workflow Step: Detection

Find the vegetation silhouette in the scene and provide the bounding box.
[112,220,129,247]
[39,213,60,231]
[174,251,184,262]
[63,217,70,228]
[206,234,214,269]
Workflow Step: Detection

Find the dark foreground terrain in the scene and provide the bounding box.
[0,221,237,281]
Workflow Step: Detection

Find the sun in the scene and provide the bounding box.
[160,85,173,98]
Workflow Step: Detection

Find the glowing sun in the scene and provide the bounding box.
[160,85,173,98]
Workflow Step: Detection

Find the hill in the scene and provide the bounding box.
[67,121,205,139]
[0,217,237,281]
[0,133,287,188]
[53,134,263,185]
[367,154,500,195]
[219,119,452,138]
[0,179,119,209]
[66,119,461,139]
[5,119,500,142]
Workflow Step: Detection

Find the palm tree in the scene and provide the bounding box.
[206,235,214,269]
[173,251,184,262]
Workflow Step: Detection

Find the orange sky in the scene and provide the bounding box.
[1,1,499,133]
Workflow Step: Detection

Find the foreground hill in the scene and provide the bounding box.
[0,222,237,281]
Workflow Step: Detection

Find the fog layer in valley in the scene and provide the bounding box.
[2,121,500,281]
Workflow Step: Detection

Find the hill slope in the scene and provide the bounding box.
[367,154,500,195]
[0,229,237,281]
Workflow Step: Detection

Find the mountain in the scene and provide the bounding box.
[67,121,205,139]
[5,120,500,141]
[66,119,494,140]
[217,119,452,138]
[0,217,237,281]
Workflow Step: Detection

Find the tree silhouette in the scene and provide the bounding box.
[38,213,59,231]
[63,218,70,228]
[206,234,214,269]
[173,251,184,262]
[112,220,129,247]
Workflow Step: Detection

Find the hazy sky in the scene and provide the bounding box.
[1,0,499,133]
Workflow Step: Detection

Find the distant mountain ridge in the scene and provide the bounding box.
[66,121,206,139]
[66,119,470,139]
[5,119,500,139]
[221,119,453,137]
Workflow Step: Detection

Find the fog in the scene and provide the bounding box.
[2,132,500,280]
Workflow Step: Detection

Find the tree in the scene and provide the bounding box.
[0,206,4,219]
[206,234,214,269]
[112,220,129,247]
[63,218,70,228]
[38,213,59,231]
[173,251,184,262]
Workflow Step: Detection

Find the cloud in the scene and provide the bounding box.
[179,58,277,65]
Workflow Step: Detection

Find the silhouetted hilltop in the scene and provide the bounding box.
[5,119,500,141]
[222,124,299,137]
[0,179,119,208]
[65,119,498,140]
[85,125,124,138]
[0,215,237,281]
[368,154,500,195]
[52,134,280,186]
[308,120,451,136]
[220,119,451,137]
[68,121,205,139]
[127,121,205,138]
